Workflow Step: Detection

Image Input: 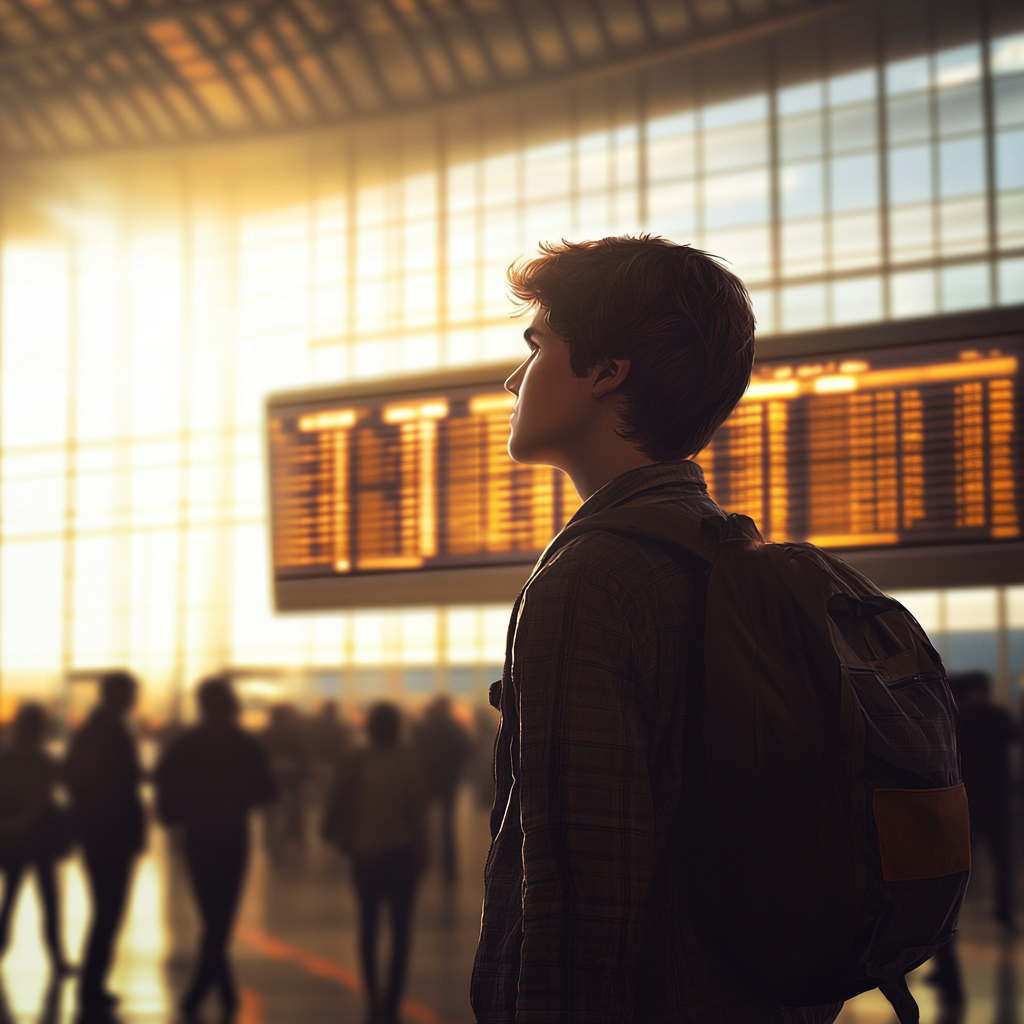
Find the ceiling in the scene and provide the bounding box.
[0,0,841,158]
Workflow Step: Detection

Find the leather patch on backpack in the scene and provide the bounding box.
[873,784,971,881]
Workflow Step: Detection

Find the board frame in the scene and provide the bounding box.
[266,306,1024,609]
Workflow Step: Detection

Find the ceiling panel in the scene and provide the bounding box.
[0,0,840,156]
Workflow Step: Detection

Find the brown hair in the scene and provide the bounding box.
[507,236,755,461]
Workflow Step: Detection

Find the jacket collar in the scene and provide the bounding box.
[567,460,709,525]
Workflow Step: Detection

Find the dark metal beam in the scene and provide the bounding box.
[199,0,282,60]
[631,0,660,47]
[447,0,505,85]
[582,0,619,56]
[496,0,546,74]
[0,86,61,153]
[177,15,269,127]
[108,37,198,140]
[207,7,295,125]
[541,0,586,69]
[376,0,445,99]
[0,0,862,158]
[0,0,291,67]
[342,10,398,107]
[282,0,361,114]
[411,0,471,93]
[0,68,75,153]
[74,0,182,140]
[6,0,140,145]
[31,51,119,147]
[133,30,222,132]
[262,8,328,119]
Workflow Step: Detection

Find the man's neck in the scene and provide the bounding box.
[564,437,657,501]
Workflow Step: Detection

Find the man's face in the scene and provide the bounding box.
[504,309,598,469]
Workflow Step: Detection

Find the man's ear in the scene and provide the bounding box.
[591,358,630,398]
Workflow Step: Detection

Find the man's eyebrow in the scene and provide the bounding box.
[523,326,539,343]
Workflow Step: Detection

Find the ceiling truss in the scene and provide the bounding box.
[0,0,840,158]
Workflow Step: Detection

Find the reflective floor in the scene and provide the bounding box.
[0,790,1018,1024]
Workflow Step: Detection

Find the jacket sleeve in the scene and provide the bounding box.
[152,739,188,826]
[512,546,659,1023]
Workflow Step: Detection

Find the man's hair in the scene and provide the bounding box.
[507,236,755,461]
[197,676,239,720]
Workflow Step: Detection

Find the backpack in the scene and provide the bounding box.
[540,502,970,1024]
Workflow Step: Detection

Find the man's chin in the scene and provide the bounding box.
[507,439,545,466]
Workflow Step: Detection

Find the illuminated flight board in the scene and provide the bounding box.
[268,338,1023,609]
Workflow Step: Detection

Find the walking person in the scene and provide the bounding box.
[260,704,308,859]
[0,703,73,974]
[63,671,145,1020]
[322,703,425,1024]
[954,671,1019,932]
[413,696,471,882]
[154,676,275,1021]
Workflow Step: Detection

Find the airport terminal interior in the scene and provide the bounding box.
[0,0,1022,1020]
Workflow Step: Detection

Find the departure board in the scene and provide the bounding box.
[268,337,1023,609]
[698,339,1021,549]
[268,372,584,608]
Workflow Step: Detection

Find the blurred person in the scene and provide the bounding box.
[260,704,309,857]
[308,700,352,766]
[916,671,1020,1019]
[471,703,499,811]
[306,700,353,814]
[322,702,425,1024]
[154,676,276,1021]
[952,671,1019,931]
[921,937,965,1023]
[413,696,471,882]
[0,703,73,973]
[63,671,144,1019]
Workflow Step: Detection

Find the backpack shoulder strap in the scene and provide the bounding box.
[538,500,760,571]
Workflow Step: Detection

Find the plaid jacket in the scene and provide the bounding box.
[471,462,842,1024]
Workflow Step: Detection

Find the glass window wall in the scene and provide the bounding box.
[1,11,1023,714]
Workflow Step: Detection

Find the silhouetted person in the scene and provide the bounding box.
[413,696,470,881]
[307,701,353,819]
[260,704,308,857]
[926,673,1020,1018]
[63,671,144,1018]
[308,700,352,767]
[322,703,425,1024]
[954,671,1018,930]
[154,676,275,1021]
[470,703,499,811]
[0,703,72,973]
[922,937,965,1023]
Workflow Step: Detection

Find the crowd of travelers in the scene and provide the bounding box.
[0,656,1017,1024]
[0,668,1017,1024]
[0,672,491,1024]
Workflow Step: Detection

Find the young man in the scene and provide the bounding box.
[471,237,842,1023]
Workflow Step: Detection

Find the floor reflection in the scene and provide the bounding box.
[0,790,1015,1024]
